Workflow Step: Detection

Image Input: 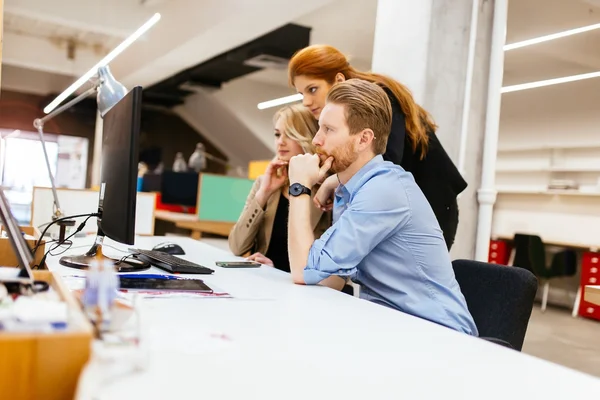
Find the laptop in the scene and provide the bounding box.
[0,187,35,284]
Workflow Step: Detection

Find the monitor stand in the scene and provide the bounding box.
[59,231,150,272]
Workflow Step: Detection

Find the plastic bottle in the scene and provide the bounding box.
[82,252,119,333]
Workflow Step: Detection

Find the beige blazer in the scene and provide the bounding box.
[228,179,331,256]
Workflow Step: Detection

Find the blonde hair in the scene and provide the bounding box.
[272,104,319,153]
[327,79,392,155]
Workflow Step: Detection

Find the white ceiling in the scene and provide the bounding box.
[244,0,377,87]
[3,12,123,53]
[247,0,600,90]
[2,0,600,94]
[504,0,600,85]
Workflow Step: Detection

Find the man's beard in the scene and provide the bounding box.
[317,140,358,174]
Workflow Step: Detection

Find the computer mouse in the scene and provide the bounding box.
[152,242,185,255]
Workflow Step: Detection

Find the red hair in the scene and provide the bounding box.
[288,44,436,158]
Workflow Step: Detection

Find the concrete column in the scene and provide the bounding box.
[372,0,500,260]
[91,110,103,188]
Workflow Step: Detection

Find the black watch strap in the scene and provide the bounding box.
[289,183,311,197]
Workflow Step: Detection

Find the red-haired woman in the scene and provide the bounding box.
[288,44,466,250]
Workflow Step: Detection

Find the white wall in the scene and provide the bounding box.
[494,78,600,248]
[1,65,75,96]
[175,84,276,174]
[213,76,296,148]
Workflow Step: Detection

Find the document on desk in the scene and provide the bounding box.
[62,274,232,299]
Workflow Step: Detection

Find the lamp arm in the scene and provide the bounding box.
[32,85,99,220]
[34,85,99,129]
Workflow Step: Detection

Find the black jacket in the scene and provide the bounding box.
[383,91,468,220]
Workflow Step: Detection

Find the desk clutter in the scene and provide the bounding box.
[0,279,67,332]
[0,270,93,400]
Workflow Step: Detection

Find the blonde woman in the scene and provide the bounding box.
[228,104,331,272]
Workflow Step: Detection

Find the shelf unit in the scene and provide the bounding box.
[495,143,600,195]
[497,143,600,152]
[496,186,600,197]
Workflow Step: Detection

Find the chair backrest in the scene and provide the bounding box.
[512,233,546,275]
[452,259,538,351]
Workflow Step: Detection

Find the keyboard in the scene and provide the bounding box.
[130,249,214,274]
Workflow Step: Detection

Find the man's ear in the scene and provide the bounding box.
[357,128,375,151]
[335,73,346,83]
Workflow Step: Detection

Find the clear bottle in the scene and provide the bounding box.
[83,251,119,333]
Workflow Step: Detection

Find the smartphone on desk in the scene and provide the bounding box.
[216,261,261,268]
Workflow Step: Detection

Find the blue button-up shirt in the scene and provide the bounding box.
[304,155,478,335]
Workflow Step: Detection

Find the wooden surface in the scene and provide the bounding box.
[153,209,198,223]
[495,235,598,251]
[0,271,93,400]
[0,225,45,268]
[584,286,600,306]
[175,219,234,239]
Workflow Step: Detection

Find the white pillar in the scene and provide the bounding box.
[91,110,103,188]
[372,0,503,260]
[475,0,508,261]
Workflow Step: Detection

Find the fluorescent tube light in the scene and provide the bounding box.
[257,93,303,110]
[504,22,600,51]
[43,13,162,114]
[501,71,600,93]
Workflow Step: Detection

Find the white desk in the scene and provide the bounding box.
[45,236,600,399]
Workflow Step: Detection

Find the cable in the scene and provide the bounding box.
[35,214,97,269]
[32,213,100,257]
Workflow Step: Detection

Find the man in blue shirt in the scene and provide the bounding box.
[286,79,477,335]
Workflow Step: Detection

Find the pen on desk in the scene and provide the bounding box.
[119,274,183,280]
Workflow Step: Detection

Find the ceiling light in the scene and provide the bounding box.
[501,71,600,93]
[504,22,600,51]
[257,93,303,110]
[43,13,161,114]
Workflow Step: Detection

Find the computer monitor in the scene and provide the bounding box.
[141,173,162,192]
[59,86,149,271]
[160,170,199,211]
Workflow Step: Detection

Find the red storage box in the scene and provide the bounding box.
[154,192,197,214]
[489,239,511,265]
[577,252,600,321]
[578,299,600,321]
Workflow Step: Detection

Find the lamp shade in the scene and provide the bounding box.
[97,65,128,117]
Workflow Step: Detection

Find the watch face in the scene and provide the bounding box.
[289,183,309,197]
[290,183,303,196]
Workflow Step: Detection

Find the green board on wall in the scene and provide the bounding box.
[197,174,254,223]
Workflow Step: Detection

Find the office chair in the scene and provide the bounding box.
[452,259,538,351]
[511,233,577,312]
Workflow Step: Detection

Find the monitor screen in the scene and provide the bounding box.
[160,170,199,207]
[98,86,143,245]
[141,173,162,192]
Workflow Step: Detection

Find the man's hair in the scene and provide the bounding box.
[326,79,392,154]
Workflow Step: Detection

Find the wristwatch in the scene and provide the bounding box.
[289,183,311,197]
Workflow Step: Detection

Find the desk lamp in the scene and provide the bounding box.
[33,66,128,241]
[31,13,161,241]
